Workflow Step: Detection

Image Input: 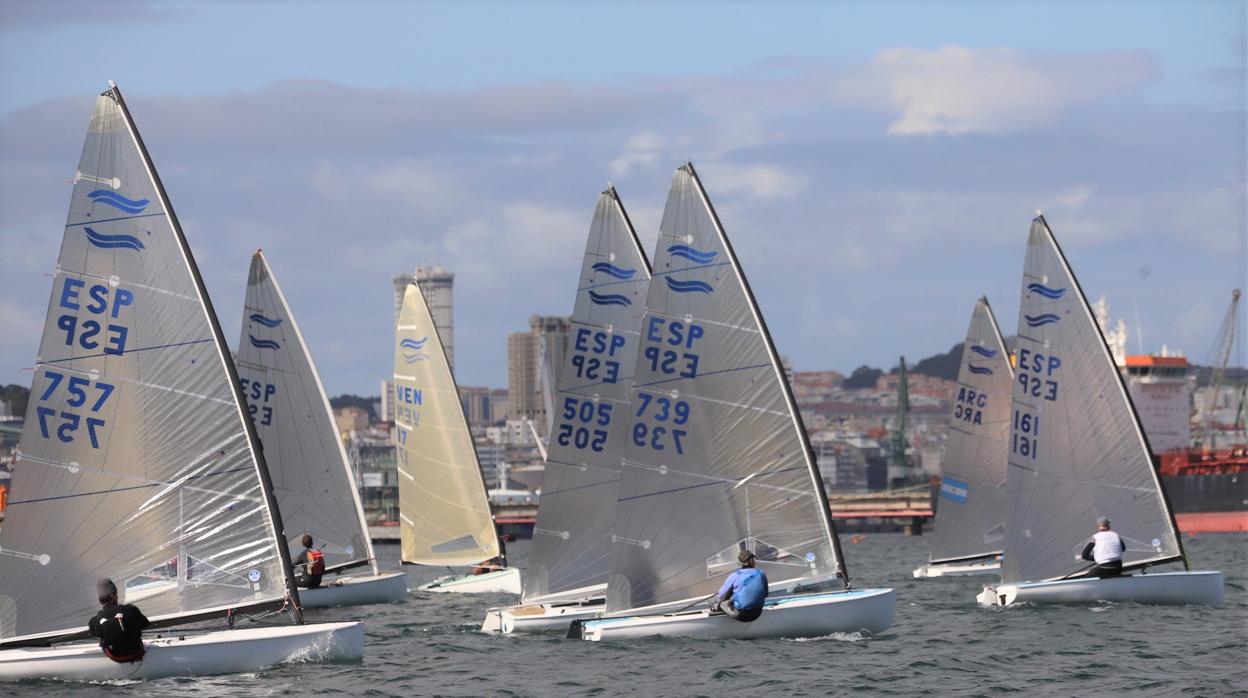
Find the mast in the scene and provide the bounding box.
[1036,215,1188,572]
[108,83,307,618]
[683,162,848,587]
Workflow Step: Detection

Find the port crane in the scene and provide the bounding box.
[1198,289,1242,449]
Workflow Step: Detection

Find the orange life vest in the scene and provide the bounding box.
[307,549,325,576]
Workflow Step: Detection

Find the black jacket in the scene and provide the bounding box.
[88,603,150,657]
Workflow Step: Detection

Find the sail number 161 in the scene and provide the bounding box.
[1012,409,1040,460]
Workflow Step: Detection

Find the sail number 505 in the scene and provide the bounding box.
[556,396,611,452]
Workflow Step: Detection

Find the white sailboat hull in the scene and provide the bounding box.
[417,567,521,594]
[913,559,1001,578]
[481,599,605,634]
[0,621,363,682]
[976,571,1224,607]
[576,588,895,642]
[299,572,409,609]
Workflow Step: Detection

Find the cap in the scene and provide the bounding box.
[737,550,756,565]
[1096,516,1111,526]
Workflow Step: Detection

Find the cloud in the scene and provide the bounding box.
[834,46,1160,136]
[0,0,181,30]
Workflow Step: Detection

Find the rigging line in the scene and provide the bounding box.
[61,266,199,302]
[63,211,165,228]
[39,338,215,365]
[650,261,732,277]
[537,476,620,498]
[5,465,254,506]
[614,465,809,503]
[638,362,772,389]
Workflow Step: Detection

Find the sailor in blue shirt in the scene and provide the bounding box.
[713,550,768,622]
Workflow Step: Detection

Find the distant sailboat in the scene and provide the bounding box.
[482,186,653,633]
[977,215,1223,606]
[573,163,895,641]
[0,83,361,682]
[235,251,408,607]
[914,297,1011,578]
[394,284,520,594]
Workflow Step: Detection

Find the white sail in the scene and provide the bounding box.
[0,86,294,645]
[394,284,499,566]
[524,187,652,603]
[927,298,1012,564]
[235,251,377,576]
[1001,216,1184,584]
[605,163,844,614]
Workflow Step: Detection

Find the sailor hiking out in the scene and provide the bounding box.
[713,551,769,622]
[1081,516,1127,578]
[87,578,150,663]
[294,533,326,589]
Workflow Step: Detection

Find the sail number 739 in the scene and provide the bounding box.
[632,392,689,455]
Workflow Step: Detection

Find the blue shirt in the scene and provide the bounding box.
[717,567,768,611]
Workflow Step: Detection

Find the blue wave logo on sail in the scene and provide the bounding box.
[83,227,145,251]
[1026,283,1066,300]
[967,364,993,376]
[87,189,150,214]
[248,335,281,350]
[588,290,632,307]
[400,337,429,363]
[249,313,283,328]
[665,277,714,294]
[667,245,717,264]
[590,262,636,280]
[1024,313,1061,327]
[969,345,997,358]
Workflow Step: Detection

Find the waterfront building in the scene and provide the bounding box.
[506,315,569,430]
[393,265,455,369]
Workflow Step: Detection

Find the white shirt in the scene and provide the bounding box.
[1092,530,1124,564]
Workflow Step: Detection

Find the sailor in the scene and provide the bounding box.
[1081,516,1127,578]
[87,578,150,663]
[472,534,513,576]
[293,533,325,589]
[713,550,769,622]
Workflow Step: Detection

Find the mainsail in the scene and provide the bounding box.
[524,187,652,602]
[394,284,499,566]
[235,251,377,576]
[1001,216,1185,584]
[0,85,296,645]
[605,163,845,613]
[928,297,1012,564]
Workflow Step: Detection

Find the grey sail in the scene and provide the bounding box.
[928,297,1012,564]
[0,86,294,645]
[523,188,652,603]
[1001,216,1184,584]
[605,163,845,613]
[235,251,377,576]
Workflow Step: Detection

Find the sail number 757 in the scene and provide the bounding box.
[34,369,115,449]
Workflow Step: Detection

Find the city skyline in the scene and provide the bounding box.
[1,2,1244,395]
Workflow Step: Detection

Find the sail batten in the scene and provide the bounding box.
[235,252,378,577]
[0,85,296,642]
[395,284,499,567]
[604,164,843,614]
[523,188,654,602]
[1002,217,1183,584]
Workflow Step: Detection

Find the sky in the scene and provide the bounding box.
[1,0,1245,394]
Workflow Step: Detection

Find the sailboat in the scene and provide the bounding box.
[977,215,1224,607]
[572,163,895,641]
[0,83,362,681]
[235,251,408,608]
[914,297,1011,578]
[482,187,653,633]
[394,284,520,594]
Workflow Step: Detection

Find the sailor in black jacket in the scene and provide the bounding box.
[87,578,150,662]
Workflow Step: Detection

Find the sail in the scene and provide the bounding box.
[394,284,499,566]
[928,297,1012,564]
[235,251,376,575]
[0,87,291,644]
[523,188,652,602]
[604,164,844,613]
[1001,216,1184,584]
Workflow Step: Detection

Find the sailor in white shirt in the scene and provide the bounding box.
[1080,516,1126,578]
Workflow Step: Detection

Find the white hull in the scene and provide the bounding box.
[576,588,895,642]
[481,599,605,634]
[977,570,1224,607]
[417,566,521,594]
[0,621,363,682]
[299,572,409,609]
[913,559,1001,578]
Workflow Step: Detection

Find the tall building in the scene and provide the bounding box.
[379,379,395,422]
[392,265,455,370]
[507,315,570,431]
[460,386,493,428]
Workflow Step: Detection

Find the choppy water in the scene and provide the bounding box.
[12,533,1247,696]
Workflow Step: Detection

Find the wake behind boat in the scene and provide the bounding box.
[574,163,895,642]
[977,215,1224,608]
[913,298,1011,579]
[393,284,520,595]
[482,186,653,634]
[0,83,362,682]
[235,251,407,609]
